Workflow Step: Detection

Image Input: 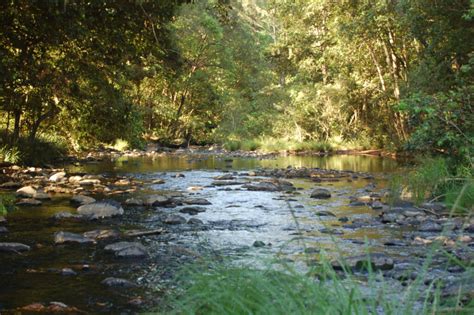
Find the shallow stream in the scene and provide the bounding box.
[1,154,430,313]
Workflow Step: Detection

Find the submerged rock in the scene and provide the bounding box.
[0,226,8,233]
[83,229,120,240]
[16,198,42,206]
[52,212,84,221]
[101,277,137,288]
[253,240,266,247]
[54,231,95,245]
[104,241,148,259]
[310,188,331,199]
[77,200,124,219]
[0,242,31,252]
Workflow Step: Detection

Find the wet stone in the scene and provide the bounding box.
[253,240,266,247]
[320,228,343,235]
[61,268,77,276]
[77,200,124,219]
[104,241,148,259]
[163,214,186,225]
[0,226,8,233]
[310,188,331,199]
[54,231,95,245]
[243,179,295,192]
[214,174,235,180]
[0,181,22,189]
[16,186,37,198]
[188,218,203,225]
[419,221,443,232]
[101,277,137,288]
[49,171,66,182]
[182,198,212,205]
[125,198,144,206]
[179,206,206,215]
[0,242,31,252]
[371,201,384,209]
[315,210,336,217]
[144,195,173,207]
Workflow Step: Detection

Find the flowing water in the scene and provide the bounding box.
[1,154,407,313]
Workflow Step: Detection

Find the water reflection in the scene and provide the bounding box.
[68,154,400,175]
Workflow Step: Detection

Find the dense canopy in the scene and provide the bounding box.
[0,0,473,165]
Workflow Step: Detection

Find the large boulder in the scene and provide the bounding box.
[243,179,295,192]
[0,242,31,252]
[310,188,331,199]
[104,242,148,259]
[54,231,95,245]
[77,200,124,219]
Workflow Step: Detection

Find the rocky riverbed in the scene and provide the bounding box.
[0,152,473,313]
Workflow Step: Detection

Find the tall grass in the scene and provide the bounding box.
[161,242,474,315]
[389,157,473,212]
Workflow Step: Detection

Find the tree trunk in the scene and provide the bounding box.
[12,108,21,144]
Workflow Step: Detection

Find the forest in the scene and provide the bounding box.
[0,0,473,314]
[1,0,472,165]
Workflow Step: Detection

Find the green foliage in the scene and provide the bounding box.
[390,157,473,212]
[161,249,471,315]
[111,139,129,152]
[223,140,241,152]
[0,145,20,164]
[240,139,260,151]
[0,194,16,216]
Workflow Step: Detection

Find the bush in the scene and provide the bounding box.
[0,145,21,164]
[111,138,130,152]
[223,140,241,151]
[240,139,261,151]
[389,157,473,212]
